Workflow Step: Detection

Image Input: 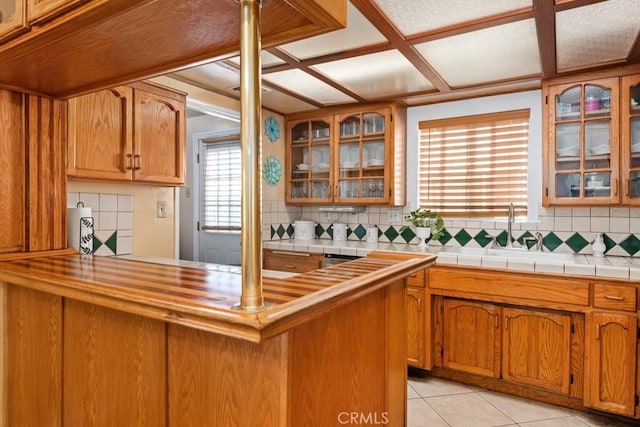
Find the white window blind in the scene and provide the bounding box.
[418,109,530,217]
[201,137,241,231]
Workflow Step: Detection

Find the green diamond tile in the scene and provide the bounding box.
[270,225,276,239]
[474,229,493,247]
[542,232,563,252]
[602,233,616,252]
[104,231,117,253]
[316,224,325,238]
[565,233,589,253]
[516,231,534,248]
[384,226,399,242]
[353,224,366,240]
[93,235,102,253]
[454,229,472,246]
[400,227,416,243]
[286,224,294,237]
[438,230,452,245]
[276,225,285,239]
[496,231,508,247]
[618,234,640,255]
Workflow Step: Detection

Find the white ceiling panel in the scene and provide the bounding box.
[312,50,434,98]
[373,0,532,36]
[414,19,540,87]
[263,69,356,105]
[278,2,387,60]
[403,79,540,106]
[174,62,239,91]
[262,91,317,115]
[227,51,286,68]
[556,0,640,71]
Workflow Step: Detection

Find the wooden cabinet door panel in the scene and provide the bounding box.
[67,86,133,180]
[586,312,637,416]
[502,307,571,394]
[0,89,25,253]
[443,299,501,377]
[28,0,88,25]
[133,88,185,185]
[0,0,28,43]
[407,287,425,368]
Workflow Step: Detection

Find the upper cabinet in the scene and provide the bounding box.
[28,0,88,25]
[285,102,406,206]
[620,74,640,204]
[0,0,86,43]
[67,81,185,186]
[543,68,640,206]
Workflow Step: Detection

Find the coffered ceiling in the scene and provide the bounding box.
[171,0,640,115]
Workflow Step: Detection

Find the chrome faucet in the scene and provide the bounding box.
[506,203,515,248]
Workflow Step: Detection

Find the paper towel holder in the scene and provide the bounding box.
[76,202,94,255]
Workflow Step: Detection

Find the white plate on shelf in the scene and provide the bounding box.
[317,163,329,169]
[296,163,309,171]
[368,159,384,167]
[557,146,579,157]
[340,161,357,168]
[631,143,640,153]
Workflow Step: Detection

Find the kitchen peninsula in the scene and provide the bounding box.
[0,250,434,426]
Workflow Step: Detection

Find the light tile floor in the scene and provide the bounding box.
[408,375,639,427]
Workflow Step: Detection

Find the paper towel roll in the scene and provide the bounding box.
[67,206,93,253]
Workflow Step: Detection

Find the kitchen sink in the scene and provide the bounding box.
[441,246,575,262]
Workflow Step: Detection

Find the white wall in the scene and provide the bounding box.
[406,90,543,220]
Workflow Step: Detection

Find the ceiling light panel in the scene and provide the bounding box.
[262,91,317,115]
[278,2,387,60]
[414,19,540,87]
[174,62,239,91]
[556,0,640,71]
[227,51,286,68]
[263,69,356,105]
[312,50,435,98]
[373,0,532,36]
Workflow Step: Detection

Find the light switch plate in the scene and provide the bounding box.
[157,201,167,218]
[388,208,401,224]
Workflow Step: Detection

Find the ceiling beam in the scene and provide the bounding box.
[532,0,557,79]
[349,0,451,93]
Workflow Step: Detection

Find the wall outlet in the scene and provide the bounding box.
[156,201,167,218]
[388,208,402,224]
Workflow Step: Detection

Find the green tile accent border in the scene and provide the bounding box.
[268,222,640,257]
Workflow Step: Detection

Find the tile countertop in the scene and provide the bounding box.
[263,239,640,281]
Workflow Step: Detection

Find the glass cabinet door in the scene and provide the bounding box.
[0,0,27,41]
[549,78,619,204]
[621,75,640,203]
[335,110,388,202]
[287,119,331,202]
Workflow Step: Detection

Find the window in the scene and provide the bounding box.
[200,136,241,231]
[418,109,530,217]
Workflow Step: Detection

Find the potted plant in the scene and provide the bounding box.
[402,208,446,248]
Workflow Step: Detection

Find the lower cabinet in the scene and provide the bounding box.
[442,299,501,377]
[585,312,637,416]
[502,307,572,394]
[406,287,425,368]
[438,298,575,394]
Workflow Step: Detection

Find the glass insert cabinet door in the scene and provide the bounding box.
[335,110,388,202]
[622,75,640,203]
[548,78,619,204]
[0,0,27,41]
[288,119,331,202]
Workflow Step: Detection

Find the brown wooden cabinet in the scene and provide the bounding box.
[67,81,185,186]
[585,312,637,416]
[502,306,572,394]
[0,0,87,43]
[543,67,640,206]
[442,299,501,378]
[285,102,406,206]
[28,0,87,25]
[263,249,323,274]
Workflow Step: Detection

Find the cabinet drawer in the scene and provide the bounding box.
[263,250,322,273]
[406,269,425,287]
[593,284,636,312]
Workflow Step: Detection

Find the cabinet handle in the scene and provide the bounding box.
[417,298,422,313]
[603,294,624,301]
[498,315,502,329]
[284,264,297,269]
[126,154,134,170]
[133,154,142,170]
[625,179,630,197]
[595,323,601,340]
[613,178,618,196]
